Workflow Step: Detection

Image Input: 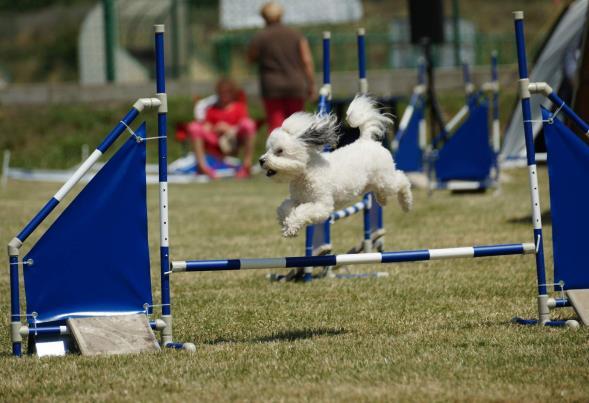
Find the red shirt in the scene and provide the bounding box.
[205,101,247,126]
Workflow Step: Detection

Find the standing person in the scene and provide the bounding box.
[248,1,316,133]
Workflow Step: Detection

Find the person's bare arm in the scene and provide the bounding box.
[299,38,316,99]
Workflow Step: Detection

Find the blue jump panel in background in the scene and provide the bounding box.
[23,124,153,324]
[394,101,424,172]
[435,103,493,182]
[543,108,589,290]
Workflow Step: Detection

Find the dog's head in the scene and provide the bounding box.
[259,112,339,181]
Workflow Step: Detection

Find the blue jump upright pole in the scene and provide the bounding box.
[154,25,194,350]
[362,193,372,253]
[462,60,475,104]
[317,31,331,116]
[320,31,332,257]
[513,11,550,325]
[417,57,426,86]
[154,25,174,346]
[302,30,333,282]
[491,51,501,155]
[9,254,20,356]
[323,32,330,85]
[358,28,372,252]
[357,28,367,95]
[322,31,331,99]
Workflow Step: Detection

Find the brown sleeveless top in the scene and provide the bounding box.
[249,24,307,99]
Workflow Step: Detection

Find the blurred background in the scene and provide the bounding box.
[0,0,564,87]
[0,0,579,169]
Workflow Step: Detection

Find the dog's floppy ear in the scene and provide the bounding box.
[299,113,340,148]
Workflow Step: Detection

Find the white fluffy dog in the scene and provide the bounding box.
[260,95,412,237]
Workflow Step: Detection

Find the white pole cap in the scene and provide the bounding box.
[357,27,365,36]
[154,24,165,33]
[513,11,524,20]
[323,31,331,39]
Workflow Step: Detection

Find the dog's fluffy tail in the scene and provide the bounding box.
[346,95,393,141]
[393,170,413,212]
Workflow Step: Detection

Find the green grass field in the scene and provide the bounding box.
[0,0,585,399]
[1,154,588,401]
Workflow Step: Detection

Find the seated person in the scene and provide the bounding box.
[186,78,256,178]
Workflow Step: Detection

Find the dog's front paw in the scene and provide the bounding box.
[281,223,300,238]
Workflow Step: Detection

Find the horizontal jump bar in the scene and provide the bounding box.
[331,200,367,221]
[172,242,535,272]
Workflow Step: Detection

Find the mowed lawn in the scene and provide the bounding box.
[1,156,588,401]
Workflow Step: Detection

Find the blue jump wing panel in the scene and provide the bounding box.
[394,100,424,172]
[435,103,494,182]
[23,124,152,324]
[543,108,589,290]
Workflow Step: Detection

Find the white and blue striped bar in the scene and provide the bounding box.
[444,104,470,134]
[15,106,143,243]
[172,243,535,272]
[331,200,367,222]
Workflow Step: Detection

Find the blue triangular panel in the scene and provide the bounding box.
[543,108,589,290]
[435,103,494,182]
[24,124,152,324]
[394,101,424,172]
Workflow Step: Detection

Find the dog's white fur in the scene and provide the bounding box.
[260,95,413,237]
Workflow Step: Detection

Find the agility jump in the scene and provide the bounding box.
[425,54,500,192]
[303,29,388,281]
[7,25,193,356]
[392,52,501,191]
[269,28,389,282]
[512,11,589,326]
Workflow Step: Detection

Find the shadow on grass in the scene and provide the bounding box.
[448,189,490,196]
[507,210,551,225]
[205,327,347,345]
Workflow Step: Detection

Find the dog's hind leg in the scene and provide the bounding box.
[392,170,413,212]
[375,170,413,212]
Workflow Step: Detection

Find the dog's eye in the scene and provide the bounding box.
[275,148,283,155]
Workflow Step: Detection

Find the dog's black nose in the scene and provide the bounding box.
[259,157,266,167]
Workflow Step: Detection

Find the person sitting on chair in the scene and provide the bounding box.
[186,78,256,179]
